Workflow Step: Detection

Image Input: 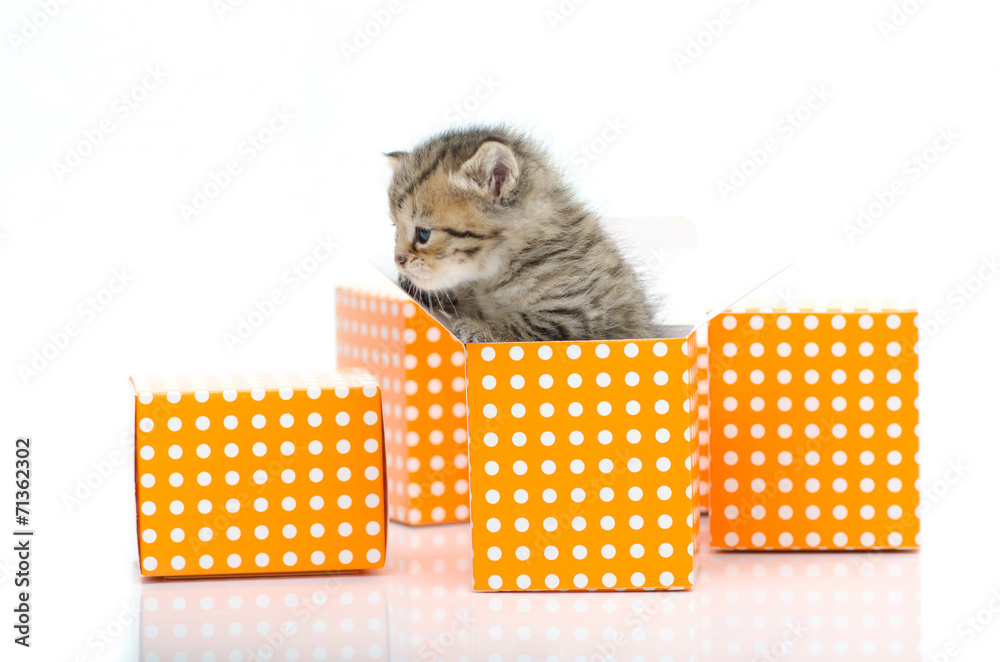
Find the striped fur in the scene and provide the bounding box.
[386,126,655,342]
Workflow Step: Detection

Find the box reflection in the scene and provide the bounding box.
[703,542,920,659]
[139,573,388,661]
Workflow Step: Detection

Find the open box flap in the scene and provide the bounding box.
[369,218,791,341]
[718,260,920,312]
[687,263,793,331]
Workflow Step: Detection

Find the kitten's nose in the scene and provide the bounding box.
[395,254,409,267]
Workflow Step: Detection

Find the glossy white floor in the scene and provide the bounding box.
[131,518,919,662]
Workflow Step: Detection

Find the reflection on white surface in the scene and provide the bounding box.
[139,574,388,661]
[380,524,474,661]
[702,541,921,660]
[138,517,920,661]
[473,590,698,661]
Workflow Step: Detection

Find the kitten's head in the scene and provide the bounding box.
[385,128,532,292]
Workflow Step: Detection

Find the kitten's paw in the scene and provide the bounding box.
[451,319,493,343]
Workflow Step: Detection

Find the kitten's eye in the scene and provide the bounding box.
[415,227,432,244]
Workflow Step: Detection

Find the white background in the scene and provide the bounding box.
[1,0,999,660]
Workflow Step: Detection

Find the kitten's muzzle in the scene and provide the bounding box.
[395,254,410,267]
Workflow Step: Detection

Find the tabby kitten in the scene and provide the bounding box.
[385,126,655,343]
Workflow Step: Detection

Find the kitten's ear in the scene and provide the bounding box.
[385,151,408,170]
[453,141,520,198]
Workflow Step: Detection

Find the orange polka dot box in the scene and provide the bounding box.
[131,370,388,578]
[348,261,705,592]
[708,308,920,551]
[336,284,471,526]
[465,336,701,592]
